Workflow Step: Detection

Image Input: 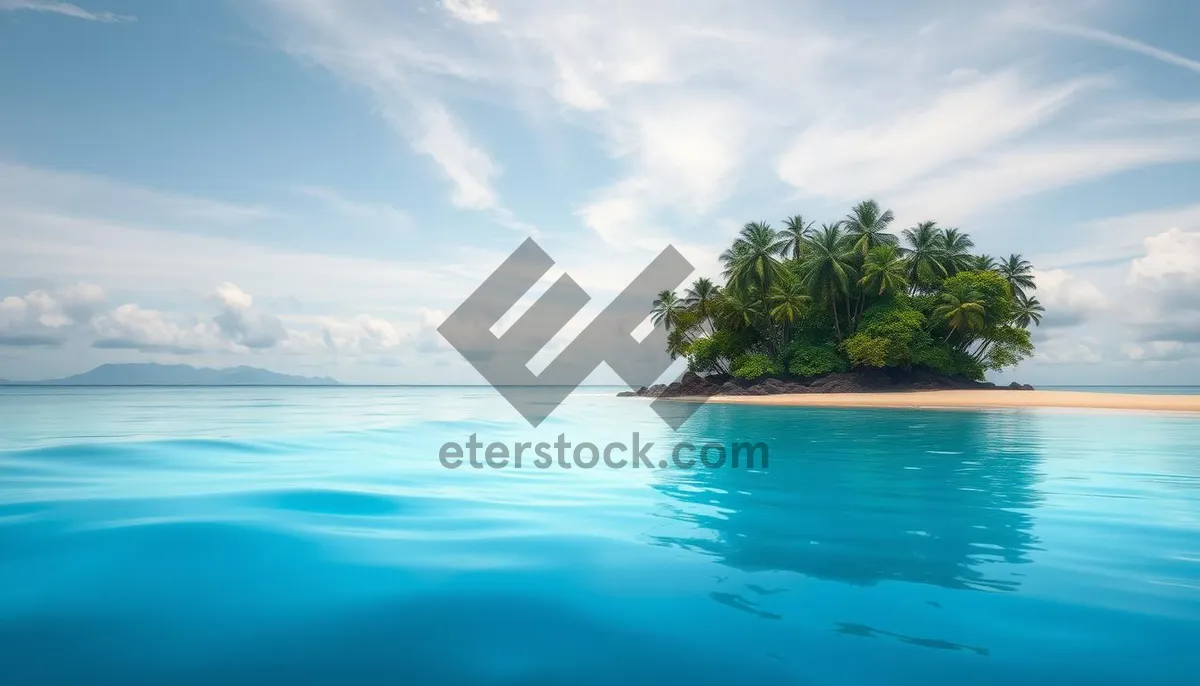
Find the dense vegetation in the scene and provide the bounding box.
[651,200,1044,382]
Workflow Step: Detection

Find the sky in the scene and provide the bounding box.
[0,0,1198,385]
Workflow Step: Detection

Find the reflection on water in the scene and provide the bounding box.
[835,622,990,656]
[651,405,1043,596]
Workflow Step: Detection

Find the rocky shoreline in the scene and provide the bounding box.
[618,369,1034,398]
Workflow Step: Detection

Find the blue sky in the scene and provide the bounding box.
[1,0,1198,384]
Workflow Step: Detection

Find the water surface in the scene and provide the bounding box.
[1,387,1197,685]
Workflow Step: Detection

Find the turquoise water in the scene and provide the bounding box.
[1,387,1198,685]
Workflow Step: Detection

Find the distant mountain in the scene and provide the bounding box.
[2,363,339,386]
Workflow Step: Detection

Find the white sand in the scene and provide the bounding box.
[672,390,1200,413]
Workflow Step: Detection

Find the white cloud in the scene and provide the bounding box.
[1027,21,1200,75]
[441,0,499,25]
[214,282,255,310]
[88,283,289,355]
[84,284,395,356]
[1035,204,1200,270]
[1033,269,1108,327]
[210,283,288,350]
[892,138,1200,225]
[411,100,502,211]
[91,304,223,355]
[0,209,479,309]
[1128,228,1200,287]
[0,283,106,347]
[1122,341,1200,363]
[316,314,406,354]
[575,179,656,250]
[614,95,754,212]
[1124,228,1200,349]
[778,71,1096,201]
[1034,335,1103,365]
[251,3,531,233]
[254,0,1200,255]
[0,0,133,22]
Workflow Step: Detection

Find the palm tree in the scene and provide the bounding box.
[998,254,1036,299]
[843,200,898,257]
[650,290,687,332]
[717,288,763,331]
[727,221,788,296]
[900,220,948,292]
[798,222,857,338]
[939,228,976,275]
[859,244,909,296]
[684,277,720,334]
[779,215,814,261]
[968,254,999,272]
[719,242,748,281]
[768,276,811,343]
[1012,293,1044,328]
[934,284,986,342]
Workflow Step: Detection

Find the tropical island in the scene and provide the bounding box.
[624,200,1042,399]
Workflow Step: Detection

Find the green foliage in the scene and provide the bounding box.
[843,300,925,368]
[952,354,986,381]
[979,325,1034,371]
[843,334,890,368]
[941,270,1015,327]
[685,336,721,374]
[686,329,755,374]
[786,342,849,376]
[910,335,958,375]
[653,201,1040,380]
[732,353,781,380]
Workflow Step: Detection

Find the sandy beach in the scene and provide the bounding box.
[676,390,1200,413]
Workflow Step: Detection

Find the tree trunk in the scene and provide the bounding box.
[830,295,842,339]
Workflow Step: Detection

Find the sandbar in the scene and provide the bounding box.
[671,390,1200,413]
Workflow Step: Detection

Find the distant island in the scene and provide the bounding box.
[0,363,339,386]
[625,200,1039,398]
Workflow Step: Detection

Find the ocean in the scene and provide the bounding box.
[1,386,1197,685]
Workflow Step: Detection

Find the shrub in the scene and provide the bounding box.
[843,334,890,368]
[686,336,720,373]
[732,353,781,380]
[787,341,849,376]
[846,301,926,368]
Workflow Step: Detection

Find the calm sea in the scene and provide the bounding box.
[0,386,1197,685]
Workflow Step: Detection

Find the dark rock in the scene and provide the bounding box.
[676,372,719,397]
[617,368,1033,398]
[720,381,749,396]
[616,391,636,397]
[752,379,787,395]
[776,381,809,394]
[641,384,666,397]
